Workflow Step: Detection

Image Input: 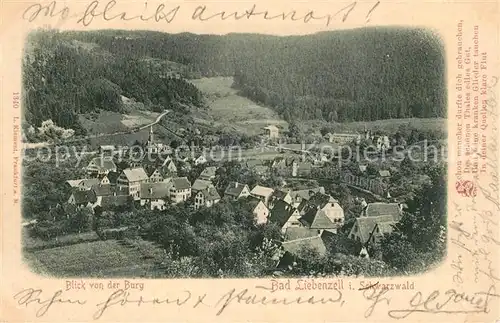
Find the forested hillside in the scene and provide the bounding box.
[22,30,204,134]
[67,28,446,122]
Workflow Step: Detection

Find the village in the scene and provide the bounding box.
[58,124,409,267]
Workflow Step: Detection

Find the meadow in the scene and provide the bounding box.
[190,77,288,136]
[23,239,166,278]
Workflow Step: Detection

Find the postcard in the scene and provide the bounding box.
[1,0,499,322]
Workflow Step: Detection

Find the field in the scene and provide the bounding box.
[23,239,166,278]
[79,110,160,136]
[190,77,288,135]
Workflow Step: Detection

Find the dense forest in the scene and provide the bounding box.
[22,30,204,133]
[65,28,446,122]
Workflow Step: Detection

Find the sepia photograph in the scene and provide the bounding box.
[21,27,447,279]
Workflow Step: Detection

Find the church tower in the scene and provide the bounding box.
[146,126,157,154]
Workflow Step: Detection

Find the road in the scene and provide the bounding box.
[23,110,170,150]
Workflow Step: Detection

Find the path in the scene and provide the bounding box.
[23,110,170,150]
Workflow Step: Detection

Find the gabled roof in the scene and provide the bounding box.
[67,178,100,189]
[271,189,291,200]
[379,170,391,177]
[140,182,172,199]
[192,179,214,192]
[300,208,335,229]
[92,184,129,197]
[308,192,338,209]
[106,171,120,184]
[269,200,297,227]
[224,182,248,197]
[122,167,149,182]
[171,177,191,190]
[282,236,327,257]
[284,227,321,241]
[251,185,274,198]
[364,203,401,220]
[199,166,217,179]
[354,215,396,244]
[246,196,266,210]
[71,189,97,204]
[374,221,397,235]
[290,187,325,201]
[88,157,117,171]
[197,187,221,201]
[359,165,367,172]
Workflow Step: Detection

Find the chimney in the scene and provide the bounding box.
[235,182,239,188]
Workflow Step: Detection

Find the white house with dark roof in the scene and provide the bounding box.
[224,182,250,200]
[297,193,344,234]
[169,177,192,204]
[117,167,149,200]
[268,189,293,209]
[86,157,117,175]
[246,196,270,224]
[194,186,221,210]
[140,182,173,210]
[269,199,301,234]
[250,185,274,206]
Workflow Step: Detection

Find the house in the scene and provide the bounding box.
[117,167,149,200]
[148,164,176,183]
[250,185,274,206]
[291,161,312,177]
[325,133,361,145]
[199,166,217,181]
[348,215,397,245]
[379,170,391,178]
[194,186,221,210]
[66,178,100,191]
[290,187,325,207]
[86,157,117,176]
[194,155,208,166]
[367,221,397,245]
[67,189,97,207]
[140,182,172,210]
[269,199,301,234]
[268,189,293,209]
[224,182,251,200]
[92,185,129,208]
[106,171,120,186]
[169,177,192,204]
[361,202,402,220]
[278,235,327,268]
[91,183,128,197]
[299,193,345,234]
[263,125,279,139]
[191,178,215,194]
[359,165,367,173]
[247,196,270,224]
[284,227,321,241]
[271,157,287,170]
